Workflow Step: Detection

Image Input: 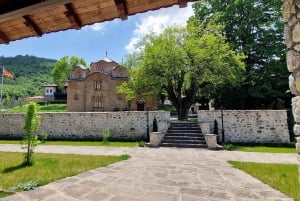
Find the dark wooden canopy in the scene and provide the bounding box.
[0,0,195,44]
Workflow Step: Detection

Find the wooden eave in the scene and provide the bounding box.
[0,0,196,44]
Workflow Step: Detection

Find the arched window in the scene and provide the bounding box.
[136,97,145,111]
[94,80,102,90]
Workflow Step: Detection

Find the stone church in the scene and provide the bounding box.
[67,57,158,112]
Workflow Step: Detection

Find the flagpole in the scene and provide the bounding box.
[0,67,3,103]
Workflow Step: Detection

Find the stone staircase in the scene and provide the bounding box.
[160,121,207,148]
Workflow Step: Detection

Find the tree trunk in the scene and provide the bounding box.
[164,80,198,120]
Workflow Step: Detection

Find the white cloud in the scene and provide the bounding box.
[89,23,105,31]
[83,18,120,32]
[125,3,194,53]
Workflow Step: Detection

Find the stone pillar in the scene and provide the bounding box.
[205,134,218,150]
[283,0,300,181]
[149,132,163,147]
[199,122,210,135]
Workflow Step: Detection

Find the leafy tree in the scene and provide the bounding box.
[191,0,290,109]
[3,95,11,108]
[22,101,40,166]
[119,24,245,120]
[52,56,86,89]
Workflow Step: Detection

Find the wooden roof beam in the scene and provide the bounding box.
[65,3,82,30]
[178,0,188,8]
[23,15,42,37]
[114,0,128,20]
[0,31,9,44]
[0,0,76,24]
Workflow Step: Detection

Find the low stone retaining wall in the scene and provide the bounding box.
[197,110,290,143]
[0,111,170,141]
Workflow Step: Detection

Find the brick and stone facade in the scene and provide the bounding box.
[198,110,290,143]
[0,111,170,141]
[67,57,157,112]
[283,0,300,174]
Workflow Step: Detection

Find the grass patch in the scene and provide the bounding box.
[0,151,130,197]
[232,145,297,153]
[234,145,297,153]
[0,140,138,147]
[5,104,67,113]
[0,191,14,198]
[229,161,300,201]
[223,143,297,153]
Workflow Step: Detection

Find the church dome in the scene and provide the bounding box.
[101,57,113,62]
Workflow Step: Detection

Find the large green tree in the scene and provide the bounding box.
[52,56,86,89]
[192,0,290,109]
[119,25,245,120]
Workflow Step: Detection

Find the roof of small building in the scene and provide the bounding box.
[43,83,68,87]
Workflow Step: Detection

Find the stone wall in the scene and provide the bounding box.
[0,111,170,141]
[283,1,300,174]
[197,110,290,143]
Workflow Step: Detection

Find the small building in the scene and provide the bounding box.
[43,84,67,102]
[67,57,157,112]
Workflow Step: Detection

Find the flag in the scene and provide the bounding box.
[3,67,14,79]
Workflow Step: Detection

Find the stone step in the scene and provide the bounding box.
[169,127,200,130]
[169,123,198,127]
[160,143,207,148]
[163,136,205,141]
[161,139,206,144]
[167,130,201,134]
[165,133,202,137]
[160,121,206,148]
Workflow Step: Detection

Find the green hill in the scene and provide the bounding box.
[0,55,56,99]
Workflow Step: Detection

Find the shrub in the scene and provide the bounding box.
[224,143,235,151]
[138,141,145,147]
[213,119,218,135]
[40,131,48,143]
[152,117,158,132]
[8,180,40,192]
[102,129,110,144]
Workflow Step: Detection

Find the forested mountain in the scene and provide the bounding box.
[0,55,56,99]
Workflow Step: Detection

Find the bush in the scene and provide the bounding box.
[102,129,110,144]
[8,180,40,192]
[138,141,145,147]
[213,119,218,135]
[152,117,158,132]
[39,131,48,143]
[224,143,235,151]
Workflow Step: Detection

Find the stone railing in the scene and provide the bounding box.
[0,111,170,141]
[283,0,300,176]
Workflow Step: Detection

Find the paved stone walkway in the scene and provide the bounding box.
[0,144,299,201]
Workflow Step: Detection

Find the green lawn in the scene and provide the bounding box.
[0,152,130,198]
[0,140,138,147]
[4,104,67,113]
[225,144,297,153]
[229,161,300,201]
[235,146,297,153]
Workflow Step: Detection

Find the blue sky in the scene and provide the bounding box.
[0,4,194,65]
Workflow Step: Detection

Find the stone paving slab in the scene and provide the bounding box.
[0,144,298,201]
